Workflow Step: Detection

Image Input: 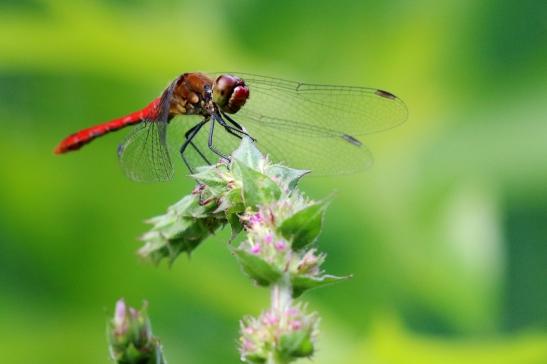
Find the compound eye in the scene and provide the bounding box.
[227,84,249,113]
[212,75,238,107]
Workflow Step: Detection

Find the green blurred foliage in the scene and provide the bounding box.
[0,0,546,363]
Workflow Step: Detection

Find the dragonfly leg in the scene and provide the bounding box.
[226,128,243,139]
[184,122,211,165]
[220,113,256,141]
[189,140,211,165]
[221,123,249,140]
[220,122,244,140]
[180,120,209,172]
[208,117,230,161]
[221,112,244,130]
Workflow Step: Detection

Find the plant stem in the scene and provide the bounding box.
[271,275,292,312]
[267,275,292,364]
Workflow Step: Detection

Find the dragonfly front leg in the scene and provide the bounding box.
[221,124,243,140]
[220,113,256,141]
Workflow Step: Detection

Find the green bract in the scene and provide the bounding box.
[278,198,330,250]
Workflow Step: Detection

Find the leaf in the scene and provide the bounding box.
[169,194,210,219]
[231,136,263,170]
[278,199,330,250]
[266,165,310,191]
[233,248,282,286]
[139,214,224,265]
[227,212,242,242]
[232,159,282,207]
[224,188,245,214]
[167,194,199,215]
[190,166,226,187]
[291,274,352,298]
[279,330,314,358]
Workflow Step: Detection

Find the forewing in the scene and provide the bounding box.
[117,121,174,182]
[230,73,408,137]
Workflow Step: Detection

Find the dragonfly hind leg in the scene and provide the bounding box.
[180,119,210,173]
[207,118,231,161]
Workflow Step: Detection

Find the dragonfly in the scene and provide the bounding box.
[54,72,408,181]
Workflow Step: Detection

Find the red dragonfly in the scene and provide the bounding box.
[55,72,407,181]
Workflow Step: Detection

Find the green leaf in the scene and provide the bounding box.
[231,136,263,170]
[139,214,224,265]
[159,218,193,240]
[233,248,282,286]
[167,193,212,219]
[191,166,226,187]
[167,194,199,216]
[232,159,282,207]
[291,274,352,297]
[266,165,310,191]
[227,212,242,242]
[279,330,314,358]
[278,199,330,250]
[243,354,267,364]
[224,188,245,213]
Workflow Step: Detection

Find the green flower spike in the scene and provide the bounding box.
[135,137,352,363]
[240,303,319,363]
[108,299,166,364]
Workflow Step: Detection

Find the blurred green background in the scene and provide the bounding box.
[1,0,546,363]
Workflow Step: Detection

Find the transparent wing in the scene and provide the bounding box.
[222,73,408,137]
[118,73,407,179]
[117,77,181,182]
[168,115,372,176]
[230,114,373,175]
[117,121,174,182]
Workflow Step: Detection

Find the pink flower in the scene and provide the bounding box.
[113,299,128,334]
[286,307,300,317]
[263,233,273,244]
[274,240,287,251]
[262,311,278,325]
[242,338,255,351]
[249,212,264,225]
[291,320,302,331]
[250,244,261,254]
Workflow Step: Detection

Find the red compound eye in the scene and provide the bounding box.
[213,74,249,113]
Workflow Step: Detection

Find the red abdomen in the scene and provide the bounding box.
[54,97,160,154]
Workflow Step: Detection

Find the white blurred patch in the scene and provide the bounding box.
[441,181,505,283]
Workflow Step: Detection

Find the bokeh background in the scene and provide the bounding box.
[1,0,546,363]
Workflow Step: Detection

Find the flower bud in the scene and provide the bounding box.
[295,249,325,275]
[108,299,166,364]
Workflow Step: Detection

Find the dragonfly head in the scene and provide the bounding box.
[212,74,249,114]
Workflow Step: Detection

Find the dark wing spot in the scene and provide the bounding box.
[375,89,396,100]
[117,143,125,157]
[341,134,362,147]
